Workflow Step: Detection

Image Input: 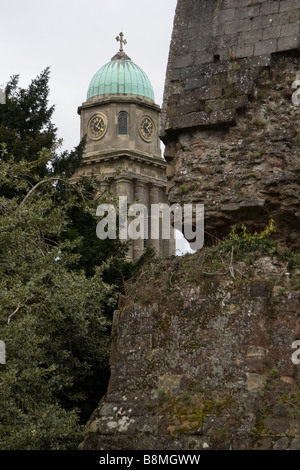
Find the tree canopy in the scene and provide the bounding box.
[0,68,148,449]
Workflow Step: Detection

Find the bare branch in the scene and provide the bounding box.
[20,177,87,206]
[8,305,20,324]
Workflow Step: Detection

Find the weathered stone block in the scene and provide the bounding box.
[261,2,280,16]
[263,418,289,436]
[280,0,300,13]
[254,38,277,56]
[278,35,300,51]
[191,37,212,53]
[246,357,265,373]
[169,68,180,81]
[281,22,300,38]
[262,25,282,41]
[166,108,237,131]
[253,437,273,450]
[273,437,290,450]
[247,372,266,390]
[225,19,252,35]
[290,436,300,450]
[235,5,261,21]
[251,14,276,31]
[193,51,213,65]
[233,43,255,58]
[173,53,194,69]
[217,8,235,23]
[239,29,263,44]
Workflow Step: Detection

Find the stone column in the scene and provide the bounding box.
[149,185,161,256]
[116,176,133,260]
[98,179,110,198]
[160,186,176,257]
[116,176,133,199]
[133,181,147,260]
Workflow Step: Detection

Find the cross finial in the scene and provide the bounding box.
[116,32,127,52]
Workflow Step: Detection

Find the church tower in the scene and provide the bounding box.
[76,34,175,260]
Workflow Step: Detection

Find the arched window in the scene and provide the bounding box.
[118,111,128,135]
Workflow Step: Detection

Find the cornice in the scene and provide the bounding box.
[83,149,166,169]
[78,95,161,115]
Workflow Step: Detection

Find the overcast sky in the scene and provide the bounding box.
[1,0,177,152]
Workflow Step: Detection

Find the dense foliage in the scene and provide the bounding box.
[0,157,116,448]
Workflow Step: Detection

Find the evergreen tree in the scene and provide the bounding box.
[0,69,155,449]
[0,68,85,198]
[0,70,127,449]
[0,154,119,449]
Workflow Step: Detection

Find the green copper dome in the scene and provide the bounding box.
[87,50,155,102]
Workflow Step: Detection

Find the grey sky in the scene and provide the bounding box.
[1,0,177,151]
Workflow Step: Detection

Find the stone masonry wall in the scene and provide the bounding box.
[80,255,300,450]
[161,0,300,134]
[160,0,300,247]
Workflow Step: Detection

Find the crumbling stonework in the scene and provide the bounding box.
[161,0,300,247]
[80,254,300,450]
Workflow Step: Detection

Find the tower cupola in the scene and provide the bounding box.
[87,33,155,102]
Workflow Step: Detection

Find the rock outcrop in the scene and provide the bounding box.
[80,253,300,450]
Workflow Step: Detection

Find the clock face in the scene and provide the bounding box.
[140,116,154,141]
[88,114,107,139]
